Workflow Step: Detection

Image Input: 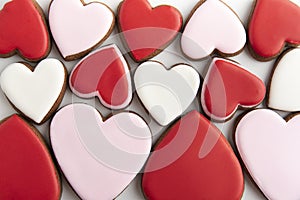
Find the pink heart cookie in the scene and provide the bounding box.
[236,109,300,199]
[49,0,115,61]
[181,0,246,60]
[50,104,152,200]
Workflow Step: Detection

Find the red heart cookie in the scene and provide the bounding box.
[69,44,132,109]
[0,0,50,62]
[201,58,266,121]
[118,0,182,62]
[142,110,244,199]
[0,115,61,200]
[248,0,300,61]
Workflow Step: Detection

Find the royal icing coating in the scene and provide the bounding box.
[268,49,300,112]
[0,58,66,124]
[249,0,300,60]
[49,0,114,60]
[134,61,200,126]
[201,58,266,121]
[181,0,246,60]
[236,109,300,200]
[0,0,50,61]
[142,110,244,199]
[0,115,61,200]
[50,104,152,200]
[118,0,183,62]
[70,44,132,109]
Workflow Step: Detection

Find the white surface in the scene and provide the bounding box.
[0,0,297,199]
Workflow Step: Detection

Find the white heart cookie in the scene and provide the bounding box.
[0,58,66,124]
[50,103,152,200]
[268,48,300,112]
[236,109,300,200]
[134,61,200,126]
[181,0,246,60]
[49,0,114,60]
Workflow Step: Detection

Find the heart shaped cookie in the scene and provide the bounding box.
[201,58,266,121]
[69,44,132,109]
[0,0,50,61]
[118,0,183,62]
[0,58,67,124]
[248,0,300,61]
[181,0,246,60]
[134,61,200,126]
[235,109,300,199]
[50,104,152,200]
[142,110,244,199]
[268,48,300,112]
[49,0,115,61]
[0,115,61,200]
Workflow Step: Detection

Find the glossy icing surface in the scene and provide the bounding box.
[0,59,66,123]
[0,0,50,61]
[70,44,132,109]
[134,61,200,126]
[118,0,182,62]
[49,0,114,60]
[249,0,300,59]
[268,49,300,112]
[236,109,300,200]
[201,58,266,121]
[0,115,60,200]
[142,110,244,199]
[181,0,246,59]
[50,104,152,200]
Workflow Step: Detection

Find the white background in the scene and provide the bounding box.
[1,0,299,199]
